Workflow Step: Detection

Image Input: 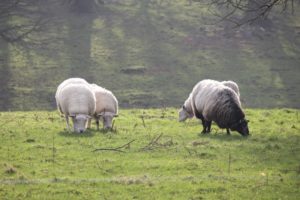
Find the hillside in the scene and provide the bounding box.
[0,1,299,110]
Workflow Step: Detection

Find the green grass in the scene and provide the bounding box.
[0,109,299,199]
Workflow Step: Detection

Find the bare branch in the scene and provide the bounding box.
[0,0,55,46]
[92,139,136,153]
[0,18,45,43]
[202,0,296,26]
[139,133,174,151]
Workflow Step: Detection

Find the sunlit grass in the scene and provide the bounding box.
[0,108,299,199]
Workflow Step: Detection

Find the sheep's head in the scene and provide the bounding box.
[97,112,118,130]
[70,114,91,133]
[230,118,249,136]
[178,105,193,122]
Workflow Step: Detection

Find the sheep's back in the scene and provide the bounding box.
[205,87,243,127]
[221,80,240,97]
[191,80,223,116]
[55,78,88,100]
[58,83,96,116]
[91,84,118,114]
[94,92,118,114]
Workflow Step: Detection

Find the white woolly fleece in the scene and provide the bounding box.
[57,83,96,116]
[90,83,118,115]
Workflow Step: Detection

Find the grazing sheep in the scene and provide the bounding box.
[179,80,241,123]
[179,79,249,136]
[56,82,96,133]
[88,83,118,130]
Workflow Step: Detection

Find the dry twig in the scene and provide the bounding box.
[140,133,173,151]
[92,139,135,153]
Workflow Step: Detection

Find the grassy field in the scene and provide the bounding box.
[0,108,299,199]
[1,1,300,110]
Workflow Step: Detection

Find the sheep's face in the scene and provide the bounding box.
[71,114,90,133]
[178,106,193,122]
[103,115,114,129]
[230,119,249,136]
[98,112,118,130]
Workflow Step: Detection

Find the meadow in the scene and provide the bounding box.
[1,1,299,199]
[0,108,299,199]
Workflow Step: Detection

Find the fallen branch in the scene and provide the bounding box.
[151,133,164,144]
[140,133,165,151]
[92,139,135,153]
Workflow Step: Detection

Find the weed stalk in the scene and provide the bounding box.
[141,115,146,127]
[52,131,56,176]
[228,152,231,176]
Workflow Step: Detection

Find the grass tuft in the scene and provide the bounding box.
[4,166,17,174]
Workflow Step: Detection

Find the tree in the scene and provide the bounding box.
[202,0,296,26]
[0,0,50,45]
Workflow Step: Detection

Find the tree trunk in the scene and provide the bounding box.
[65,13,95,81]
[0,38,13,111]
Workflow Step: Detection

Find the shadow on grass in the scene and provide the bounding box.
[58,128,117,137]
[58,130,96,137]
[198,132,249,141]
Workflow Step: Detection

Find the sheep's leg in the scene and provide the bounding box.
[194,112,206,133]
[65,116,71,131]
[203,120,211,134]
[200,118,208,134]
[87,118,92,129]
[96,118,100,131]
[226,128,231,135]
[201,127,207,134]
[207,121,212,133]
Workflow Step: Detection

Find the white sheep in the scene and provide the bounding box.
[179,79,249,136]
[56,81,96,133]
[55,78,89,113]
[179,79,240,122]
[88,83,118,130]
